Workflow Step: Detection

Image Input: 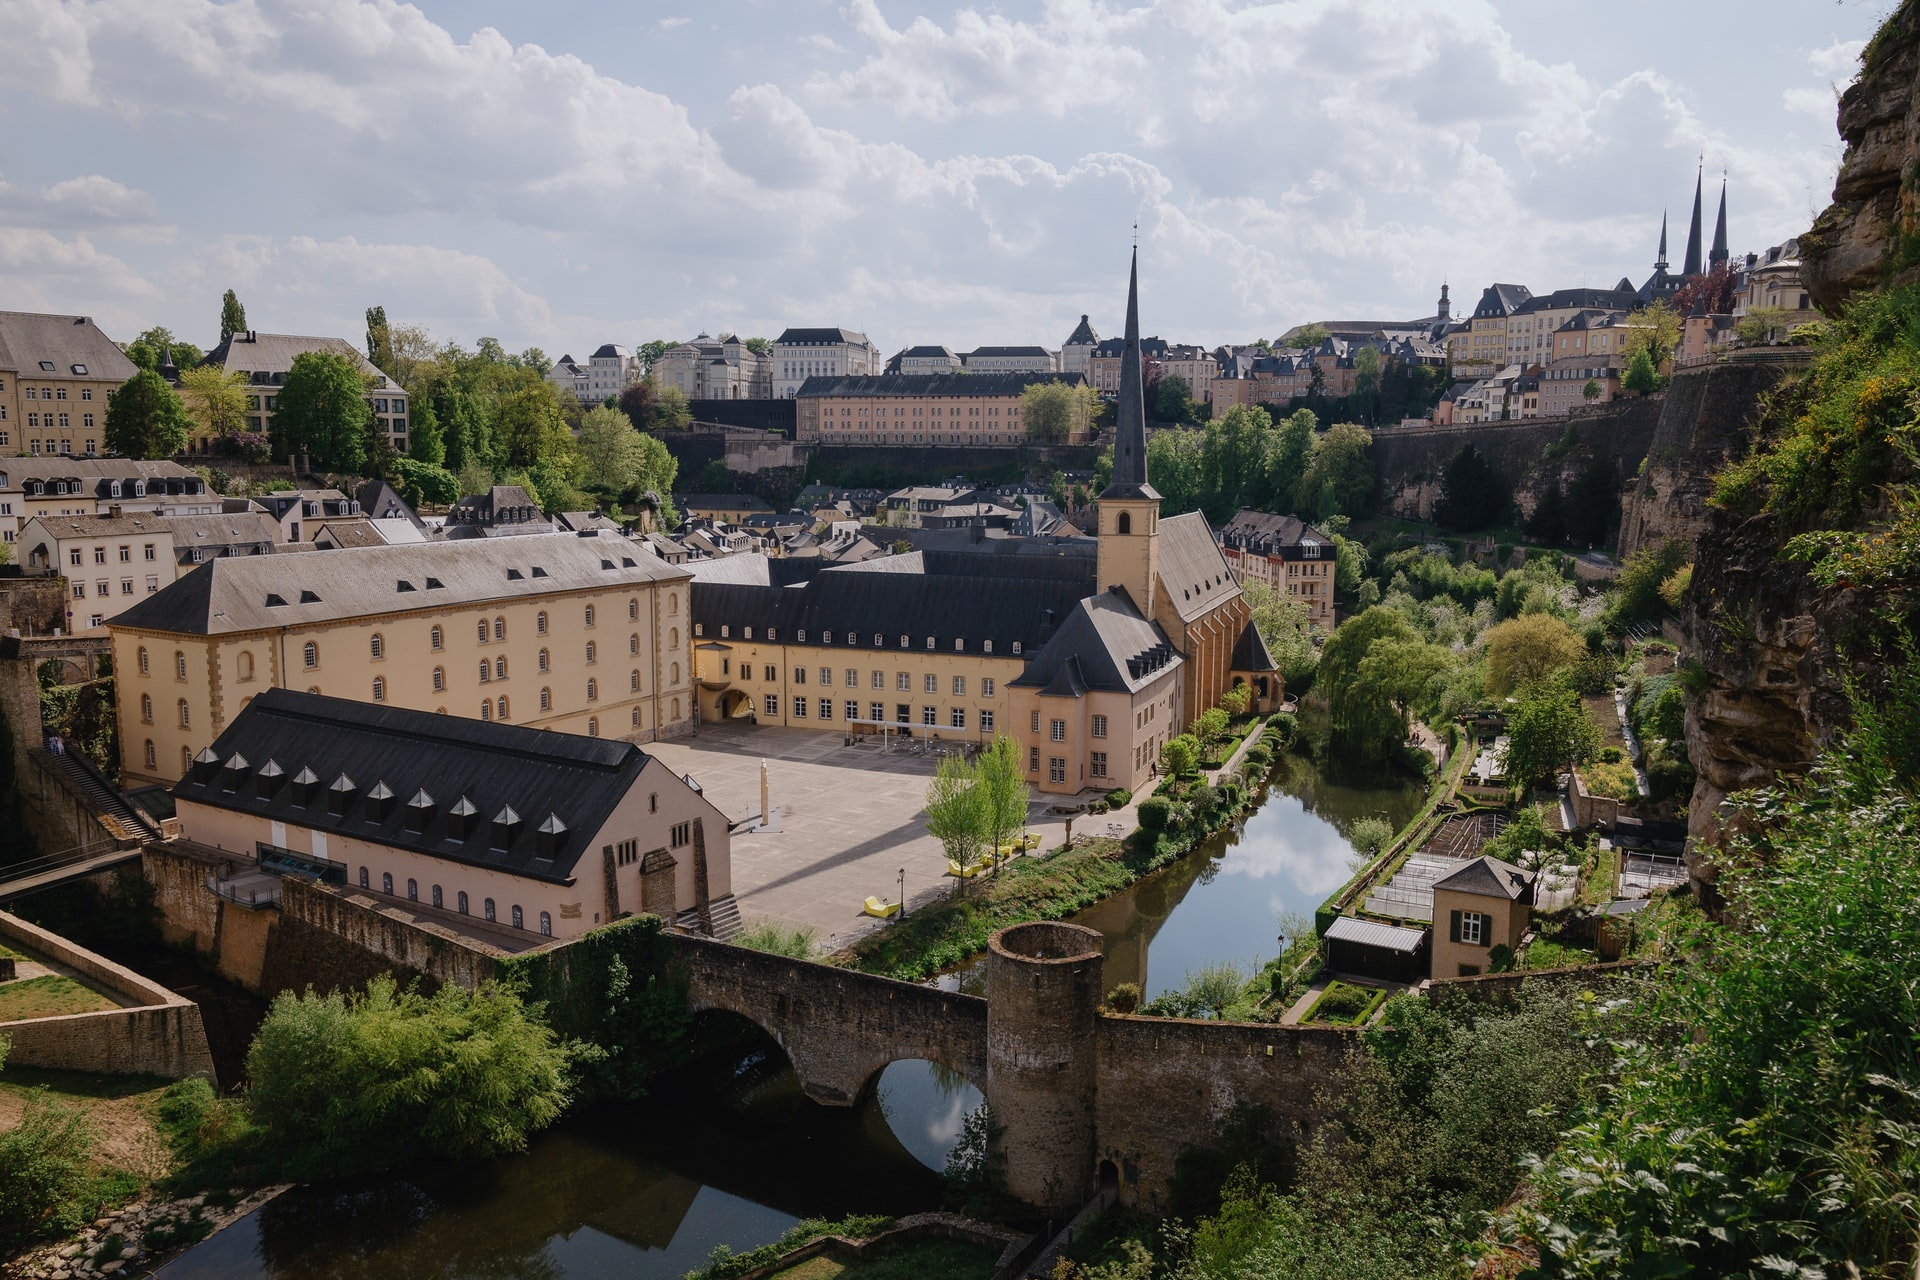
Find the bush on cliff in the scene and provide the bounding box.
[244,974,572,1176]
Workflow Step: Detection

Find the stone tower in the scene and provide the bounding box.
[1095,249,1161,617]
[986,922,1104,1213]
[1435,280,1451,322]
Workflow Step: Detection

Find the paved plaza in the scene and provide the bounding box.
[644,723,1113,951]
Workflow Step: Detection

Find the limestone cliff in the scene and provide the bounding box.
[1800,0,1920,312]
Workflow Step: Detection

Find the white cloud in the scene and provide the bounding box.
[1784,86,1839,119]
[657,16,688,29]
[0,172,164,229]
[1807,37,1865,80]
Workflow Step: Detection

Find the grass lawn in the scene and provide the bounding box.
[1579,844,1620,908]
[1581,759,1639,803]
[1303,979,1387,1026]
[0,1066,173,1245]
[771,1238,1002,1280]
[0,973,120,1021]
[1523,938,1598,970]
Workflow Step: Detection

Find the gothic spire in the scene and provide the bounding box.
[1101,246,1158,501]
[1709,175,1729,269]
[1654,209,1669,271]
[1682,163,1704,277]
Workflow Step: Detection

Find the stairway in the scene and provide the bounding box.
[51,750,161,841]
[705,894,743,942]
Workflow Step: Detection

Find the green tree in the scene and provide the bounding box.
[1292,323,1330,347]
[456,458,495,498]
[219,289,247,345]
[925,753,989,869]
[1265,408,1317,510]
[1320,606,1420,765]
[1348,815,1394,860]
[407,393,445,465]
[1020,379,1098,443]
[176,364,250,440]
[1153,373,1196,424]
[743,337,772,356]
[650,382,693,432]
[637,339,672,375]
[1432,443,1507,531]
[1581,378,1602,402]
[492,383,573,470]
[1524,481,1567,545]
[1199,404,1273,519]
[575,405,649,493]
[271,350,372,471]
[694,459,731,493]
[103,368,193,458]
[365,304,392,371]
[125,326,202,372]
[1243,580,1319,688]
[1146,427,1206,516]
[1621,300,1680,369]
[975,736,1029,867]
[0,1088,94,1253]
[1161,733,1201,778]
[1622,347,1660,395]
[1294,422,1374,519]
[1482,614,1585,696]
[1501,683,1600,785]
[387,457,459,507]
[1351,345,1382,423]
[245,974,572,1171]
[1193,706,1231,749]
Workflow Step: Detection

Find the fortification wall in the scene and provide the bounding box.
[257,878,509,998]
[0,908,215,1080]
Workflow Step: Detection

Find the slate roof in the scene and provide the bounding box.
[0,311,139,384]
[776,328,872,346]
[1512,287,1639,314]
[1216,509,1330,558]
[1231,619,1278,673]
[1325,914,1429,953]
[677,493,774,512]
[1434,854,1536,902]
[898,345,956,358]
[963,346,1052,358]
[1155,512,1240,623]
[0,459,203,495]
[1009,591,1180,695]
[354,479,423,528]
[1090,336,1169,359]
[1064,315,1099,345]
[172,688,667,884]
[591,343,630,359]
[109,533,689,636]
[1470,284,1534,319]
[22,510,278,553]
[201,331,401,388]
[796,372,1085,398]
[312,519,386,550]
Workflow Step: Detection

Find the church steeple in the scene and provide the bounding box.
[1709,176,1729,270]
[1435,280,1451,321]
[1096,246,1161,619]
[1103,247,1156,502]
[1654,209,1669,271]
[1682,163,1704,277]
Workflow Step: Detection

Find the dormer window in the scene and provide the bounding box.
[1012,641,1022,655]
[796,629,806,643]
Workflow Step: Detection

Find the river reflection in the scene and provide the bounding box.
[939,752,1425,999]
[157,1046,967,1280]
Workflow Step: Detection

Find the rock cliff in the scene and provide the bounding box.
[1800,0,1920,312]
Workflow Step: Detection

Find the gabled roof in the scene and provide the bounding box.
[1324,914,1428,953]
[1434,854,1535,901]
[0,311,139,385]
[963,346,1052,359]
[353,479,423,529]
[1064,315,1099,346]
[201,331,400,388]
[1009,590,1180,695]
[1217,509,1329,555]
[1156,512,1240,623]
[1231,619,1278,673]
[591,343,630,359]
[1471,284,1534,319]
[172,689,677,883]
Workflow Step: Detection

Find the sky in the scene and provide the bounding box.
[0,0,1892,360]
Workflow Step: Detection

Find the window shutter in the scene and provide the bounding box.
[1448,910,1461,944]
[1478,913,1492,948]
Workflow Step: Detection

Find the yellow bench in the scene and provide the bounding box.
[862,896,901,919]
[946,860,983,879]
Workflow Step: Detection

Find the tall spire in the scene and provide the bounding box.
[1709,175,1729,269]
[1102,246,1157,500]
[1682,162,1704,277]
[1654,209,1669,270]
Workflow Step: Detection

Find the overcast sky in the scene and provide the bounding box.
[0,0,1890,359]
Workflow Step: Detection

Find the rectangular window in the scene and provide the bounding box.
[1457,911,1486,946]
[951,708,966,729]
[1050,719,1066,742]
[981,678,995,698]
[793,696,808,717]
[820,667,832,686]
[923,673,937,694]
[846,700,860,721]
[764,664,776,682]
[871,670,884,689]
[951,675,966,696]
[870,701,884,721]
[764,694,779,717]
[897,671,910,691]
[980,710,994,733]
[1091,752,1108,777]
[922,706,936,725]
[1092,714,1108,738]
[1029,746,1040,772]
[846,668,858,688]
[1049,757,1066,783]
[1031,711,1041,733]
[794,667,807,685]
[670,821,691,847]
[818,697,833,719]
[897,703,910,723]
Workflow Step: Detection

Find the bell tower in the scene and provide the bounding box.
[1096,247,1161,618]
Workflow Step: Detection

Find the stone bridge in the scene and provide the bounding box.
[668,922,1351,1215]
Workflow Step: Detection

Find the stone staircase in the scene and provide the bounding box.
[677,894,743,941]
[51,749,162,841]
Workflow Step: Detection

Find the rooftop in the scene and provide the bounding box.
[797,372,1085,398]
[0,311,140,384]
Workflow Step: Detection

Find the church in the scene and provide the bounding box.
[687,251,1277,798]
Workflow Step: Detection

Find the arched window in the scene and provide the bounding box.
[672,698,681,720]
[481,700,492,721]
[670,662,680,684]
[628,599,638,621]
[406,878,417,902]
[584,605,595,626]
[586,678,598,701]
[181,745,191,773]
[494,656,506,679]
[630,670,640,693]
[144,739,156,769]
[177,699,190,728]
[494,617,505,641]
[479,660,491,683]
[372,676,386,702]
[140,693,152,722]
[457,891,469,914]
[668,594,678,616]
[669,627,679,649]
[511,904,524,929]
[137,646,149,674]
[302,641,317,669]
[587,717,599,738]
[539,911,552,937]
[496,696,508,720]
[430,625,443,651]
[431,885,443,908]
[484,898,496,922]
[585,641,597,664]
[632,707,641,728]
[538,649,550,672]
[536,611,548,635]
[629,634,639,655]
[175,650,187,679]
[477,619,488,643]
[238,651,254,681]
[359,867,369,888]
[540,687,551,711]
[432,667,445,692]
[1117,511,1132,535]
[381,872,393,895]
[369,633,384,660]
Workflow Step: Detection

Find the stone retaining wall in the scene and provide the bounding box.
[0,908,215,1080]
[258,878,510,998]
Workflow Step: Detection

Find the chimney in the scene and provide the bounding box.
[254,758,284,799]
[108,504,122,519]
[447,796,479,839]
[406,788,436,832]
[291,766,320,804]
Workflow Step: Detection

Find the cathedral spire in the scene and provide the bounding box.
[1654,209,1669,271]
[1102,246,1157,501]
[1682,162,1704,277]
[1709,175,1729,269]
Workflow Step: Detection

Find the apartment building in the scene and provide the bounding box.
[1158,344,1220,405]
[544,355,588,402]
[795,373,1090,447]
[0,311,139,457]
[888,346,962,375]
[585,345,640,402]
[960,346,1057,374]
[1447,284,1533,378]
[173,688,733,941]
[1537,359,1622,417]
[1504,287,1637,368]
[200,331,410,455]
[1215,510,1337,626]
[1087,336,1168,394]
[0,459,214,545]
[1732,239,1819,338]
[109,533,695,788]
[1059,316,1100,377]
[21,509,284,629]
[652,335,772,401]
[773,328,882,398]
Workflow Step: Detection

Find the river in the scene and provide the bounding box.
[154,751,1421,1277]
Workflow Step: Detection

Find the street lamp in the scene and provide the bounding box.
[898,867,906,921]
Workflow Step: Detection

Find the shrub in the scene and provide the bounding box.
[1598,745,1624,764]
[245,974,573,1175]
[1104,788,1133,808]
[1348,816,1395,861]
[0,1094,94,1251]
[1161,733,1202,778]
[1106,983,1142,1014]
[1137,795,1175,832]
[734,921,817,958]
[1310,981,1375,1022]
[1488,943,1515,973]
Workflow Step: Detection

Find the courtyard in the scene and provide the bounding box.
[645,721,1114,950]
